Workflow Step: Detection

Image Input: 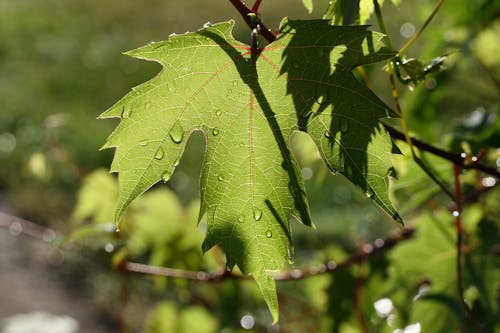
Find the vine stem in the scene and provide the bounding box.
[227,0,276,43]
[354,264,371,333]
[251,0,262,13]
[452,164,466,312]
[453,165,487,333]
[123,228,415,281]
[399,0,445,55]
[383,124,500,178]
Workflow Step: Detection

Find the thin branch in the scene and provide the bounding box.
[122,228,415,282]
[354,264,371,333]
[453,165,487,333]
[251,0,263,13]
[372,0,394,50]
[399,0,445,55]
[383,124,500,178]
[0,211,58,243]
[227,0,276,44]
[453,164,466,308]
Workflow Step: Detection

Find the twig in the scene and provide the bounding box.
[354,264,371,333]
[383,124,500,178]
[453,165,487,333]
[122,228,415,282]
[399,0,445,55]
[227,0,276,43]
[0,211,58,242]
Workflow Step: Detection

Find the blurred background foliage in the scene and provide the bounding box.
[0,0,499,332]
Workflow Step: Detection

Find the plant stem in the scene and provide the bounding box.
[383,124,500,178]
[354,264,371,333]
[123,228,415,282]
[251,0,262,13]
[372,0,394,50]
[399,0,445,55]
[227,0,276,43]
[453,165,486,333]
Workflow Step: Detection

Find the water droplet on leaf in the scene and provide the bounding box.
[215,109,222,116]
[139,140,148,146]
[212,128,220,136]
[265,230,272,238]
[154,147,164,160]
[173,158,180,167]
[217,174,224,181]
[169,121,184,144]
[162,170,172,182]
[253,208,262,221]
[324,131,332,138]
[238,215,245,223]
[366,187,375,198]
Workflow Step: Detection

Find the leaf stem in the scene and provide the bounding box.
[399,0,445,55]
[227,0,276,43]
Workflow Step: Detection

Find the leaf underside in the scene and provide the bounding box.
[100,19,399,322]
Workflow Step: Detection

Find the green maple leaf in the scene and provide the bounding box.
[99,19,399,321]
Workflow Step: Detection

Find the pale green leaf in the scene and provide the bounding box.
[100,19,398,321]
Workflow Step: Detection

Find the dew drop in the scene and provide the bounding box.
[340,118,349,132]
[366,187,375,198]
[265,230,272,238]
[121,105,132,119]
[238,215,245,223]
[154,147,165,160]
[212,128,220,136]
[217,174,224,181]
[161,170,172,182]
[173,158,180,167]
[452,210,460,217]
[253,208,262,221]
[169,121,184,144]
[139,140,148,146]
[324,131,332,138]
[215,109,222,116]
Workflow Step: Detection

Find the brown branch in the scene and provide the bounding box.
[227,0,276,44]
[383,124,500,178]
[0,212,58,243]
[122,228,415,282]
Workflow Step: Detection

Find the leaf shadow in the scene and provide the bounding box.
[279,20,394,195]
[199,29,312,229]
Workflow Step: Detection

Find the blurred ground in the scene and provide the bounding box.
[0,212,110,333]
